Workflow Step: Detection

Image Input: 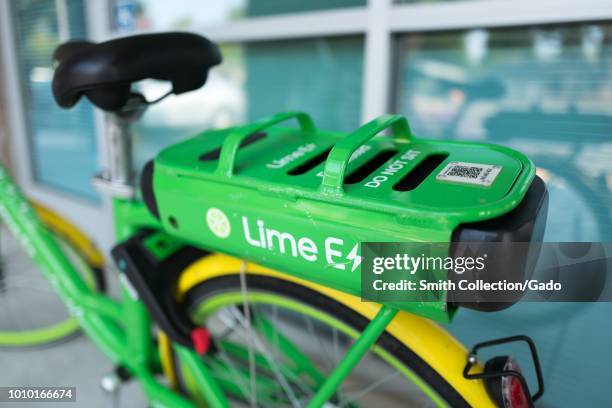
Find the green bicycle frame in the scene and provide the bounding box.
[0,164,400,408]
[0,165,199,407]
[0,111,535,407]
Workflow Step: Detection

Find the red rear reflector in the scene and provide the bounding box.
[504,375,529,408]
[501,357,529,408]
[190,327,211,355]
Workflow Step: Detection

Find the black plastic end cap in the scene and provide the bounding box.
[140,160,160,220]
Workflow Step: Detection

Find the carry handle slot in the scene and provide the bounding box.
[393,153,448,191]
[216,111,316,176]
[321,114,412,195]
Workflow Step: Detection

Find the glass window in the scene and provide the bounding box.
[133,36,364,169]
[12,0,99,201]
[244,37,364,131]
[394,24,612,408]
[112,0,366,32]
[394,24,612,242]
[132,44,245,168]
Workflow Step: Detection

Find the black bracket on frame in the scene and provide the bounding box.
[463,335,544,406]
[111,229,208,349]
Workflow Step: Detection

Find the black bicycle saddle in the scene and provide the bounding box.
[52,32,222,111]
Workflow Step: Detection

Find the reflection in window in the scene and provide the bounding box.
[394,24,612,242]
[12,0,99,201]
[395,24,612,408]
[133,44,246,169]
[133,37,363,170]
[244,37,363,132]
[112,0,366,32]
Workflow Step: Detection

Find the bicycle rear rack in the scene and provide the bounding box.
[142,111,543,322]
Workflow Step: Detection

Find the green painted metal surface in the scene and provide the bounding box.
[0,108,537,406]
[153,111,536,322]
[0,165,197,407]
[306,305,398,408]
[191,291,446,406]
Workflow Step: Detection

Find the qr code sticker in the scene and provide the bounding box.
[436,161,502,187]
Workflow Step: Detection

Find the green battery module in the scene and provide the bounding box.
[143,111,547,322]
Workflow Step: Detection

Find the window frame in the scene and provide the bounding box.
[103,0,612,121]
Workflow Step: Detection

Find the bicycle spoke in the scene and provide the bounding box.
[227,305,302,407]
[252,311,325,389]
[333,327,340,366]
[251,309,315,398]
[215,341,253,399]
[238,260,257,407]
[272,304,280,360]
[338,369,400,408]
[302,314,333,373]
[185,278,444,407]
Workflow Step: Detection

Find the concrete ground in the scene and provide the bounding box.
[0,335,147,407]
[0,234,147,408]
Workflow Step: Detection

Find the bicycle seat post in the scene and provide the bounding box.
[51,33,222,199]
[92,94,147,199]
